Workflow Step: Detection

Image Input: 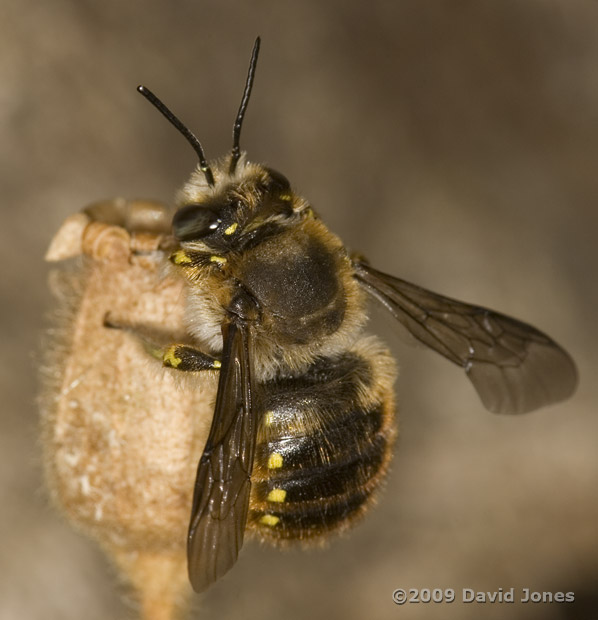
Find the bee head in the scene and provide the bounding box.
[137,38,296,249]
[171,164,295,252]
[137,39,305,251]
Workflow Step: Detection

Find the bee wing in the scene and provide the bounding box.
[353,261,577,414]
[187,320,256,592]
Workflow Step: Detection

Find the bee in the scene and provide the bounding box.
[133,37,577,592]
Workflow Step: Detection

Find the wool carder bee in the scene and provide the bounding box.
[131,38,578,593]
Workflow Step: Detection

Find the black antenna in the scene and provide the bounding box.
[229,37,261,174]
[137,85,215,187]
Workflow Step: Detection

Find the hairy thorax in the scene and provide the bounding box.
[180,214,367,381]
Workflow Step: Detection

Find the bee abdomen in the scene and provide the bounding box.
[248,341,396,543]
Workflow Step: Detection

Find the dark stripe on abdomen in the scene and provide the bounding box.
[249,489,370,540]
[253,405,383,476]
[253,433,386,504]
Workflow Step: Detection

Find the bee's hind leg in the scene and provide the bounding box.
[103,312,221,372]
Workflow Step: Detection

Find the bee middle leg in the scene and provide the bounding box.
[103,312,221,372]
[161,345,221,371]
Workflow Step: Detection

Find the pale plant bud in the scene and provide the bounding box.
[40,199,216,620]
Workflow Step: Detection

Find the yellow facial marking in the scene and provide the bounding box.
[267,453,283,469]
[264,411,274,426]
[224,222,238,235]
[210,255,227,265]
[279,193,292,201]
[163,347,182,368]
[212,360,222,369]
[259,514,280,527]
[267,488,286,503]
[171,250,192,265]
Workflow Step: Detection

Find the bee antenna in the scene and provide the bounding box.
[137,85,215,187]
[229,37,261,175]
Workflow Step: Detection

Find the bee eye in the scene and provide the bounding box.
[173,204,221,241]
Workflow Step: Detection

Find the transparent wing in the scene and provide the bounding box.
[187,320,256,592]
[353,261,577,414]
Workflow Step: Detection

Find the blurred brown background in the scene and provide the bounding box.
[1,1,597,619]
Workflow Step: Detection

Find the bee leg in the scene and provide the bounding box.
[103,312,220,372]
[161,344,221,372]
